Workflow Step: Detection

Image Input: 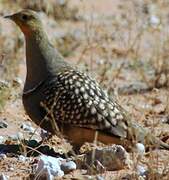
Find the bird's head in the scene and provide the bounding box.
[4,9,43,36]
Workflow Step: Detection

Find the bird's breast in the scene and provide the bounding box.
[22,86,45,126]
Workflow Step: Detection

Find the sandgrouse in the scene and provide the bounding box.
[5,10,169,150]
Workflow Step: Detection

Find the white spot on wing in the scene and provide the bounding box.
[99,103,105,110]
[77,99,81,103]
[83,93,88,100]
[95,96,100,102]
[102,110,108,117]
[76,81,81,87]
[97,114,102,122]
[75,88,79,95]
[116,114,123,120]
[90,106,97,115]
[89,89,95,96]
[69,79,73,84]
[80,87,85,92]
[114,108,120,114]
[110,111,115,118]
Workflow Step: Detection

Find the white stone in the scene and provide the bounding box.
[150,15,160,27]
[35,155,64,180]
[135,143,145,156]
[0,154,7,160]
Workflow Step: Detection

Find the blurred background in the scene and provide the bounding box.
[0,0,169,179]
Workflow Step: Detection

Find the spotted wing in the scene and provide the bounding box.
[42,69,128,138]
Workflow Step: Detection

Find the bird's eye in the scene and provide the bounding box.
[22,14,28,21]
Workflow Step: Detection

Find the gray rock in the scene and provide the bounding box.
[35,155,64,179]
[61,160,76,173]
[137,165,148,177]
[85,145,131,171]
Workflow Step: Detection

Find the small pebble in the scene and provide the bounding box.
[135,143,145,156]
[137,165,147,176]
[61,161,76,173]
[149,15,160,27]
[0,153,7,160]
[20,122,35,134]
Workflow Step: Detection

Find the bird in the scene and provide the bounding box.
[4,9,169,150]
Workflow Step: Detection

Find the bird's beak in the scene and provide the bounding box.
[4,14,16,21]
[4,15,11,19]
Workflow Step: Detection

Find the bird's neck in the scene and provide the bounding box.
[24,30,65,93]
